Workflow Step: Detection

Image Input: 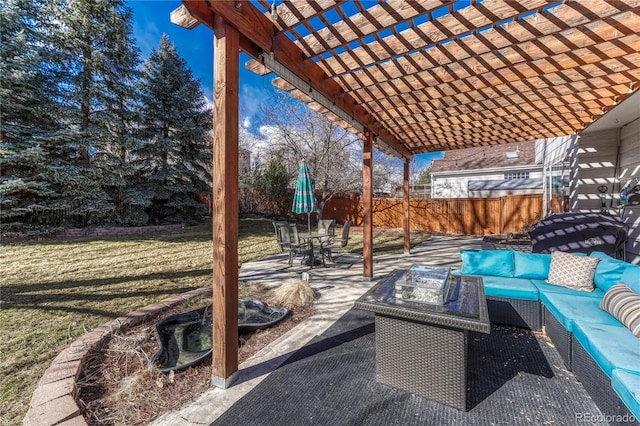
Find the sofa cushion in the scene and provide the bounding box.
[513,252,551,279]
[460,250,514,277]
[590,252,632,292]
[621,264,640,294]
[611,369,640,419]
[572,321,640,377]
[533,279,605,298]
[546,251,599,292]
[600,283,640,337]
[481,276,539,301]
[541,291,621,332]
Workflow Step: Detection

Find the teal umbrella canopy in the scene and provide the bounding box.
[292,160,317,232]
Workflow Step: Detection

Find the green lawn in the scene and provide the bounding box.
[0,218,429,424]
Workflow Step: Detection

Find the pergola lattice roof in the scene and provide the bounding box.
[252,0,640,157]
[176,0,639,157]
[171,0,640,385]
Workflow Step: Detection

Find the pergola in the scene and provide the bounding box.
[170,0,640,388]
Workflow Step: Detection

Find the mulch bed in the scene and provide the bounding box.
[76,295,314,425]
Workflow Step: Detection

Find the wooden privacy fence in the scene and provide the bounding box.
[323,194,567,236]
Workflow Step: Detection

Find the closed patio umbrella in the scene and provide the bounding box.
[292,159,317,234]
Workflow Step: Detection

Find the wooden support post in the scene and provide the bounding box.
[363,130,374,279]
[403,159,410,255]
[568,135,580,212]
[211,15,239,389]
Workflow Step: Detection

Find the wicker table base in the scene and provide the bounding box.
[355,269,489,412]
[375,315,468,410]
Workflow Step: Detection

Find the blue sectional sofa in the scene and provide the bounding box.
[456,249,640,423]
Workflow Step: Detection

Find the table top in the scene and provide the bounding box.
[300,233,329,240]
[354,268,490,334]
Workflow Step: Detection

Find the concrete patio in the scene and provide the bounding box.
[151,236,605,425]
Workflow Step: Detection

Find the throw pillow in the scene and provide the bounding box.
[513,252,551,279]
[590,251,630,292]
[546,251,599,292]
[460,250,514,277]
[600,283,640,337]
[621,264,640,294]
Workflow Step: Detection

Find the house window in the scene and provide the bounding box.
[504,172,529,180]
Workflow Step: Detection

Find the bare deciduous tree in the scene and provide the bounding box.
[259,91,403,218]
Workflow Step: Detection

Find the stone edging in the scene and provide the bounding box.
[23,287,212,426]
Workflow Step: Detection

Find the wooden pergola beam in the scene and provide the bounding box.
[182,0,412,160]
[170,5,200,29]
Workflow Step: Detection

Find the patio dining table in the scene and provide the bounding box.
[299,232,329,268]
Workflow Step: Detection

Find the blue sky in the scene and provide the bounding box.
[127,1,442,171]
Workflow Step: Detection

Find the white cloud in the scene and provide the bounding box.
[202,86,213,105]
[203,95,213,111]
[238,127,272,169]
[258,124,278,140]
[240,83,271,129]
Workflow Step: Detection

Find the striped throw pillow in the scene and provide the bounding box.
[600,283,640,337]
[546,251,599,292]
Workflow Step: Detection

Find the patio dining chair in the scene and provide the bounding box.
[320,220,352,263]
[317,219,337,237]
[317,219,337,247]
[273,221,313,266]
[272,220,288,249]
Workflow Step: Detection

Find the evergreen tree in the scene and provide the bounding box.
[0,0,65,235]
[136,35,212,224]
[46,0,142,226]
[260,157,290,214]
[416,165,432,184]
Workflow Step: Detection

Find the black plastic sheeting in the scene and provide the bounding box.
[529,213,628,259]
[150,300,289,373]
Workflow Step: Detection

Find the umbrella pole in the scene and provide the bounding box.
[307,212,311,234]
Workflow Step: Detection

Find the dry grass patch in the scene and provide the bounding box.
[1,220,429,424]
[272,278,316,309]
[0,218,280,425]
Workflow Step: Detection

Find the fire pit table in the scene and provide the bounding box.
[354,266,489,411]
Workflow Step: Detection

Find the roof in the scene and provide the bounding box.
[431,139,537,172]
[468,178,543,191]
[175,1,640,159]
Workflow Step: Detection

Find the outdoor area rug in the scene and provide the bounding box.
[214,309,603,425]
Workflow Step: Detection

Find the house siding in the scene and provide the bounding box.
[578,119,640,264]
[432,170,543,198]
[430,140,541,199]
[575,129,619,213]
[431,176,469,198]
[619,118,640,264]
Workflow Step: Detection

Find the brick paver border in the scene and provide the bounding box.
[23,287,211,426]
